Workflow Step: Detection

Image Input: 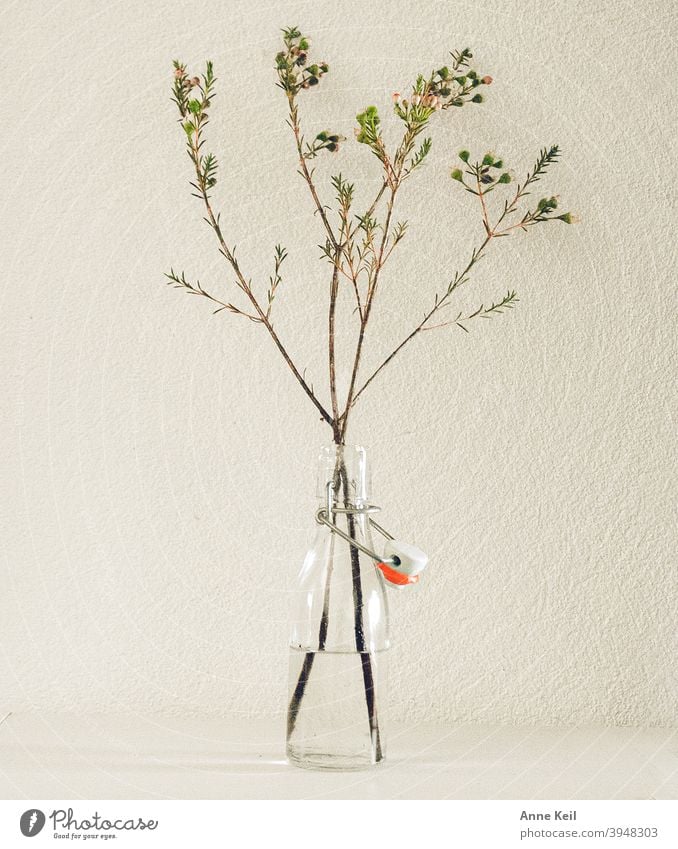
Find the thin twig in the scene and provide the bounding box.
[183,83,333,427]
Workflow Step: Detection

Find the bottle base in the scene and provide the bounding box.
[287,746,385,772]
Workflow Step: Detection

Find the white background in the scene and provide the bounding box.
[1,0,676,727]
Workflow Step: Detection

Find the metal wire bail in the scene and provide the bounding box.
[315,481,399,567]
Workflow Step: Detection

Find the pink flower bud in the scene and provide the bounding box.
[392,92,401,104]
[481,75,493,85]
[174,68,184,79]
[428,95,439,108]
[190,76,200,87]
[411,93,421,106]
[435,101,443,111]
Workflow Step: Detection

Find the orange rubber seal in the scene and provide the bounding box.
[377,562,420,586]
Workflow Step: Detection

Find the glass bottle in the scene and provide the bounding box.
[286,444,390,770]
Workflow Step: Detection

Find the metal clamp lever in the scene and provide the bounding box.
[315,508,400,566]
[315,481,400,566]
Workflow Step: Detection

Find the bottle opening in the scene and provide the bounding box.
[316,444,370,505]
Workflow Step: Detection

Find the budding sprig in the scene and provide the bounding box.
[451,150,511,193]
[451,146,576,236]
[304,130,345,159]
[275,26,330,94]
[498,146,578,229]
[172,59,218,196]
[355,50,492,187]
[392,56,492,123]
[355,106,390,173]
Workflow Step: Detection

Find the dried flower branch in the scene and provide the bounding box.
[169,56,333,426]
[424,290,519,333]
[165,28,576,440]
[348,146,574,408]
[165,269,260,322]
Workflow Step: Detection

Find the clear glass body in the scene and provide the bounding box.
[286,444,390,770]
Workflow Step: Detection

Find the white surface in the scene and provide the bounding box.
[1,0,676,728]
[0,713,676,800]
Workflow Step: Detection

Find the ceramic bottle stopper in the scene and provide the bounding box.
[378,540,428,587]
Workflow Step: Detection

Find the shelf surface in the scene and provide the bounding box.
[0,713,675,800]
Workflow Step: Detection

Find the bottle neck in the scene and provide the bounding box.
[316,443,370,508]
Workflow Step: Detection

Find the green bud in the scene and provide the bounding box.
[298,37,309,50]
[316,131,328,141]
[537,198,548,211]
[454,75,467,85]
[472,93,483,103]
[188,99,201,115]
[440,86,451,97]
[482,153,494,166]
[458,150,470,162]
[450,168,464,181]
[356,105,380,127]
[498,173,511,184]
[492,159,503,169]
[467,69,477,79]
[182,121,195,137]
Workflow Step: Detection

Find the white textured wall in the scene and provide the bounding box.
[1,0,676,727]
